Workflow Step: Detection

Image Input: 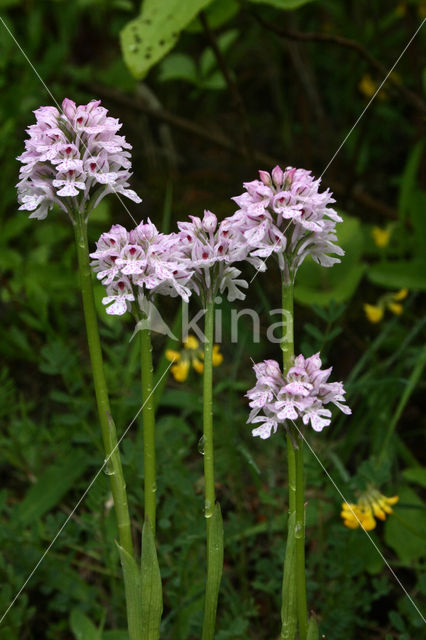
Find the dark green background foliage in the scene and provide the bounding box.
[1,0,425,638]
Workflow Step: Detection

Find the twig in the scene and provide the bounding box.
[252,14,426,114]
[86,82,399,221]
[199,11,254,162]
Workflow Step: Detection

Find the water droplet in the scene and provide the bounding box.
[129,44,138,52]
[198,435,205,455]
[103,458,116,476]
[151,481,157,493]
[204,499,213,518]
[294,522,303,539]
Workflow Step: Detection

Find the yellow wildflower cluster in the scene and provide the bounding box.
[166,335,223,382]
[364,288,408,324]
[341,489,399,531]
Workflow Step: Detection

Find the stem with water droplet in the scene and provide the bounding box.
[140,326,156,535]
[74,213,142,639]
[73,213,133,557]
[201,298,222,640]
[280,278,307,640]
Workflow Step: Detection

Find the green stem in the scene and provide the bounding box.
[280,278,308,640]
[203,300,216,521]
[295,441,307,640]
[202,299,223,640]
[73,214,133,557]
[140,327,157,534]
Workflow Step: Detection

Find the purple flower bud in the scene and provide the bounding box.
[271,165,284,187]
[202,210,218,233]
[259,170,272,186]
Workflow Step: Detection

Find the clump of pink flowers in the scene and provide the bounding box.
[90,220,192,315]
[247,354,351,439]
[177,209,250,302]
[16,98,141,221]
[229,165,344,282]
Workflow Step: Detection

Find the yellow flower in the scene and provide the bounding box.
[184,335,199,350]
[395,2,406,17]
[363,303,384,324]
[358,74,386,101]
[171,360,190,382]
[372,226,391,248]
[165,335,223,382]
[165,349,181,362]
[387,302,403,316]
[364,289,409,323]
[192,358,204,374]
[341,489,399,531]
[212,345,223,366]
[393,288,408,301]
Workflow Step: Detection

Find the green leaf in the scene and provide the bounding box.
[202,503,224,639]
[70,610,101,640]
[402,468,426,489]
[102,633,129,640]
[248,0,316,9]
[116,543,143,640]
[280,512,297,640]
[295,214,365,306]
[186,0,240,32]
[120,0,214,79]
[398,140,424,222]
[384,486,426,563]
[158,53,198,84]
[16,451,89,527]
[141,519,163,639]
[410,189,426,257]
[367,259,426,290]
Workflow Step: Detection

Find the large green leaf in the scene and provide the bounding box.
[367,259,426,290]
[141,519,163,640]
[294,214,365,306]
[402,467,426,489]
[70,610,101,640]
[248,0,316,9]
[384,487,426,563]
[120,0,214,79]
[16,451,89,527]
